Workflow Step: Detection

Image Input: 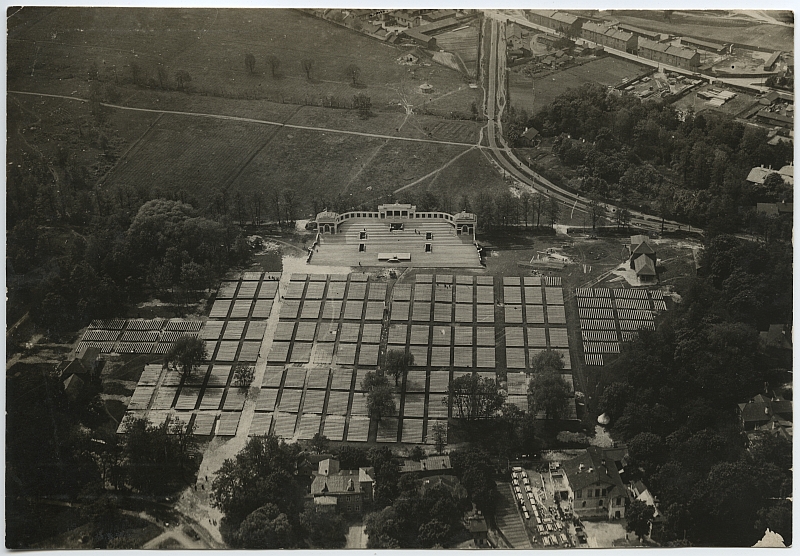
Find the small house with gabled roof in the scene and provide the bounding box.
[629,235,657,281]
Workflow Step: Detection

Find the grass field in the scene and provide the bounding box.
[510,56,648,113]
[8,8,479,114]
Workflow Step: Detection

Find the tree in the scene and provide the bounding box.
[166,336,207,379]
[626,499,656,541]
[266,55,280,78]
[300,502,347,548]
[244,52,256,74]
[361,371,396,422]
[418,519,451,548]
[547,196,561,228]
[530,349,565,374]
[174,70,192,91]
[364,506,402,548]
[588,197,606,233]
[528,370,570,420]
[368,384,396,422]
[616,207,631,230]
[233,363,255,388]
[211,435,303,535]
[345,63,361,86]
[118,416,199,494]
[154,65,168,90]
[450,449,496,514]
[409,445,425,461]
[430,421,447,454]
[130,61,141,85]
[301,58,314,80]
[628,432,667,476]
[353,93,372,119]
[447,374,505,420]
[235,504,295,548]
[385,349,413,386]
[336,445,369,470]
[598,382,634,421]
[309,432,328,454]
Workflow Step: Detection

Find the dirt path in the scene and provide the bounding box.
[9,90,485,149]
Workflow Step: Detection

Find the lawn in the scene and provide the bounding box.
[510,56,649,112]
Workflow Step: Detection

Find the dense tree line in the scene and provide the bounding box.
[364,476,469,548]
[211,438,413,548]
[507,82,793,229]
[598,232,793,546]
[8,195,250,340]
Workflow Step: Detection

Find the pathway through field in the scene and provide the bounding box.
[9,90,485,149]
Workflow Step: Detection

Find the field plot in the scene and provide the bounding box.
[434,23,480,75]
[510,56,648,111]
[105,114,276,205]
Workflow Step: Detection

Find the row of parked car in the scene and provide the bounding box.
[511,467,571,547]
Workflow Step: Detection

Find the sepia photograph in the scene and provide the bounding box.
[6,5,794,549]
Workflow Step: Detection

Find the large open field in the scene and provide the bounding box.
[510,55,649,113]
[8,7,502,220]
[8,8,479,114]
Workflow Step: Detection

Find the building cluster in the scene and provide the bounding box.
[526,10,705,70]
[305,9,473,50]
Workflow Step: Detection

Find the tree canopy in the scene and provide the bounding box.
[599,231,792,546]
[211,434,304,545]
[167,336,207,378]
[447,374,505,420]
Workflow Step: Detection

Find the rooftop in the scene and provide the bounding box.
[400,455,452,473]
[562,446,628,494]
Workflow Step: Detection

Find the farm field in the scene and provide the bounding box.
[509,56,648,112]
[435,23,481,76]
[8,8,479,115]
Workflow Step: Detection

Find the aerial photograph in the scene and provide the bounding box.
[6,6,793,549]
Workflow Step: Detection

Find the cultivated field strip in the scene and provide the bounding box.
[575,287,667,367]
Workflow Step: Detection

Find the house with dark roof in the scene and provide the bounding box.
[399,455,453,477]
[528,10,585,37]
[628,235,657,282]
[424,9,456,22]
[738,393,792,434]
[58,346,101,383]
[560,446,630,519]
[399,28,437,49]
[637,38,700,70]
[581,22,637,53]
[311,458,375,513]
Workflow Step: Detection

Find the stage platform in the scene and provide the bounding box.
[310,220,482,268]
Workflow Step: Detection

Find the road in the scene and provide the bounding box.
[480,13,695,234]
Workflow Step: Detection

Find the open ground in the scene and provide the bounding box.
[509,56,650,114]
